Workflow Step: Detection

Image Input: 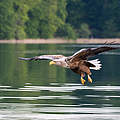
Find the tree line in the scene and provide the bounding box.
[0,0,120,40]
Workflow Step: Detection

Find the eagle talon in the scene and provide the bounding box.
[81,77,86,85]
[88,75,92,83]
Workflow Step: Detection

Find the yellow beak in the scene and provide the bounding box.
[49,61,56,65]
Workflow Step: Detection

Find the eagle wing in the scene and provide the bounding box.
[19,55,65,61]
[68,46,119,62]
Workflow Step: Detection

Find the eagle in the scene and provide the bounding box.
[19,46,119,85]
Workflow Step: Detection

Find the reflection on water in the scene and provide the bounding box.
[0,44,120,120]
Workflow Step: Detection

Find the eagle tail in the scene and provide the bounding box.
[88,59,102,70]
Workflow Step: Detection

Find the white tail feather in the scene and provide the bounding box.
[88,59,102,70]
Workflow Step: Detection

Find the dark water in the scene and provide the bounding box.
[0,43,120,120]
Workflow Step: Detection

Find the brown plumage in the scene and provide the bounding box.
[19,46,119,85]
[70,60,94,75]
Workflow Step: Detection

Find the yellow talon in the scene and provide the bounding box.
[88,75,92,83]
[81,77,86,85]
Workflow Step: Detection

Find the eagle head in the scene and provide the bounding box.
[49,60,69,68]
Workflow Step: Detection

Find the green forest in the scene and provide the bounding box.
[0,0,120,40]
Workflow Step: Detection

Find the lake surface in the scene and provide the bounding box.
[0,43,120,120]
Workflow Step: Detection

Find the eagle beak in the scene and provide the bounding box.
[49,61,56,65]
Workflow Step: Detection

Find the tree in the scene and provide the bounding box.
[13,0,29,39]
[66,0,91,38]
[26,0,66,39]
[0,0,30,40]
[78,23,91,38]
[56,0,67,24]
[66,0,85,29]
[1,0,120,40]
[0,0,15,40]
[55,24,77,39]
[83,0,120,38]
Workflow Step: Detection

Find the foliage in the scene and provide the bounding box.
[55,24,77,40]
[77,23,91,38]
[13,0,29,39]
[0,0,120,40]
[66,0,85,29]
[26,0,67,39]
[82,0,120,38]
[0,0,15,39]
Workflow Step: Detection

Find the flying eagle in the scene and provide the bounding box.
[19,46,119,85]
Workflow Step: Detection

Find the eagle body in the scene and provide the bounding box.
[19,46,119,85]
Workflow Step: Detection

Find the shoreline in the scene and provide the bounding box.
[0,38,120,44]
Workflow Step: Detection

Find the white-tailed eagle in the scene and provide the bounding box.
[19,46,119,85]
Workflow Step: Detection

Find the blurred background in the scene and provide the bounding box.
[0,0,120,41]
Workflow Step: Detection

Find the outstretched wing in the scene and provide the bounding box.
[19,55,65,61]
[69,46,119,62]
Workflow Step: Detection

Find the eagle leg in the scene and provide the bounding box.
[88,75,92,83]
[81,76,86,85]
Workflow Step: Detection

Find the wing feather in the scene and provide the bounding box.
[19,55,65,61]
[69,46,119,61]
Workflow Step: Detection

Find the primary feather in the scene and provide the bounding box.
[69,46,119,62]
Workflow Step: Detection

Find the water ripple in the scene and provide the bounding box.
[21,85,120,92]
[0,103,120,120]
[0,85,120,92]
[0,95,78,100]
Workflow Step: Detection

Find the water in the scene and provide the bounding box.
[0,43,120,120]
